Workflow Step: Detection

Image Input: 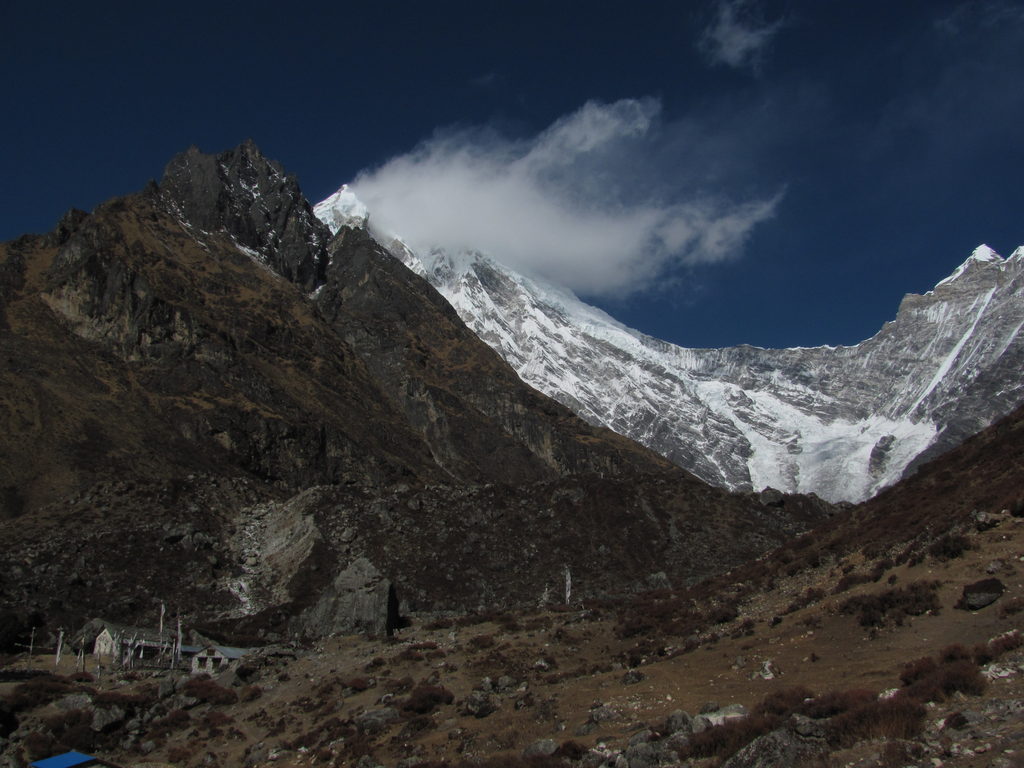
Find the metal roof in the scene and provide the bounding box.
[203,644,250,659]
[30,751,99,768]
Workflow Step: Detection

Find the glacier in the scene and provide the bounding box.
[315,189,1024,503]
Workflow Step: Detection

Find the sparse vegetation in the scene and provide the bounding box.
[401,684,454,714]
[838,581,941,627]
[3,675,80,712]
[182,677,238,705]
[826,697,926,747]
[683,714,778,760]
[928,533,971,561]
[999,596,1024,617]
[899,652,986,703]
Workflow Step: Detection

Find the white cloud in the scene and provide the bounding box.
[699,0,785,72]
[351,99,780,298]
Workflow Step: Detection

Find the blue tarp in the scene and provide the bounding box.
[30,752,98,768]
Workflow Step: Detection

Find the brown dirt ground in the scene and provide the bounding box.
[4,515,1023,768]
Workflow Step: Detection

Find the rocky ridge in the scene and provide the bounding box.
[0,144,828,645]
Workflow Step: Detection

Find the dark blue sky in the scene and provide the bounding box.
[3,1,1023,349]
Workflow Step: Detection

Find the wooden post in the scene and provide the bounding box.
[55,627,64,669]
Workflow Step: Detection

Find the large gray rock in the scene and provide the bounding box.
[956,578,1005,611]
[623,741,665,768]
[460,690,498,719]
[355,707,401,735]
[56,693,93,711]
[523,739,559,758]
[720,726,827,768]
[293,557,393,636]
[91,705,125,732]
[664,709,693,736]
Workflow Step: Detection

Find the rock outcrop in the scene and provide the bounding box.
[0,143,828,643]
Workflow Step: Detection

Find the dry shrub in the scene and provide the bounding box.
[148,708,191,739]
[730,618,756,638]
[784,587,826,614]
[972,642,995,665]
[384,676,414,694]
[880,740,924,767]
[455,757,562,768]
[899,657,937,686]
[754,686,815,718]
[614,591,703,639]
[938,644,972,664]
[497,614,521,632]
[399,714,437,740]
[838,581,940,627]
[832,572,875,595]
[800,689,876,719]
[182,677,238,706]
[554,740,588,760]
[239,684,262,702]
[5,675,79,711]
[683,714,777,760]
[708,604,739,624]
[345,677,373,692]
[397,647,425,662]
[827,698,926,747]
[468,634,496,650]
[166,746,193,763]
[999,597,1024,618]
[23,731,56,760]
[424,617,454,630]
[988,630,1023,657]
[901,658,986,703]
[202,710,234,728]
[43,708,94,752]
[400,684,454,715]
[928,534,971,561]
[289,716,351,750]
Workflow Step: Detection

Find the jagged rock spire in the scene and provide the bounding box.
[160,141,330,292]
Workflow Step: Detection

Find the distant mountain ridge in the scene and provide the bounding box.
[316,188,1024,502]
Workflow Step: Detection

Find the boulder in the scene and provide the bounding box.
[621,669,645,685]
[720,726,827,768]
[56,693,93,711]
[356,707,401,735]
[91,705,126,732]
[664,709,693,736]
[956,578,1005,611]
[460,690,498,719]
[522,739,559,759]
[623,741,663,768]
[294,557,393,636]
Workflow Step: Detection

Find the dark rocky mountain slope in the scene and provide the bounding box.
[0,144,828,646]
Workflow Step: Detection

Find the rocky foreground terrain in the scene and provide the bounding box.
[2,399,1023,768]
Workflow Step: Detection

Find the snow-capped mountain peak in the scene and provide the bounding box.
[935,243,1006,287]
[315,190,1024,503]
[313,185,369,232]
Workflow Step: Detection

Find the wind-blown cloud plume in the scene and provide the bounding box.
[351,99,780,298]
[699,0,785,71]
